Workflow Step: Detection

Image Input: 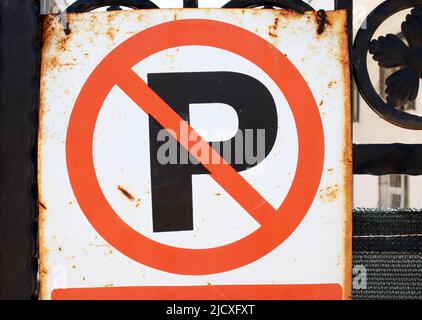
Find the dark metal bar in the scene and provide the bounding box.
[66,0,159,13]
[334,0,355,169]
[222,0,313,12]
[184,0,199,8]
[353,0,422,130]
[0,0,41,299]
[334,0,353,53]
[354,144,422,176]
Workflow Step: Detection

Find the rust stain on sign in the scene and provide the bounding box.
[268,16,279,38]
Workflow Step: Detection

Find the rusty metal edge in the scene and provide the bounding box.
[335,1,354,301]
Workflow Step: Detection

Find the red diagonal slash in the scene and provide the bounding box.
[116,69,277,226]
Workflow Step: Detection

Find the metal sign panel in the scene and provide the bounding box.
[39,9,351,300]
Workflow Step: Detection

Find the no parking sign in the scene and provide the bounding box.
[39,9,352,300]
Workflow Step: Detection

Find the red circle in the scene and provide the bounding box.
[66,19,324,275]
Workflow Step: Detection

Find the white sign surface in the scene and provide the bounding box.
[39,9,352,300]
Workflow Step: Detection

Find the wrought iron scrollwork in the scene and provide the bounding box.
[222,0,313,13]
[353,0,422,130]
[369,8,422,108]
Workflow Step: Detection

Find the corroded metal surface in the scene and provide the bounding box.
[39,9,351,300]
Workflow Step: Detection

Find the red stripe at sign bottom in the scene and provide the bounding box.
[52,284,343,300]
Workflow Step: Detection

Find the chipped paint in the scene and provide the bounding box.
[268,16,279,38]
[39,9,351,300]
[319,185,340,203]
